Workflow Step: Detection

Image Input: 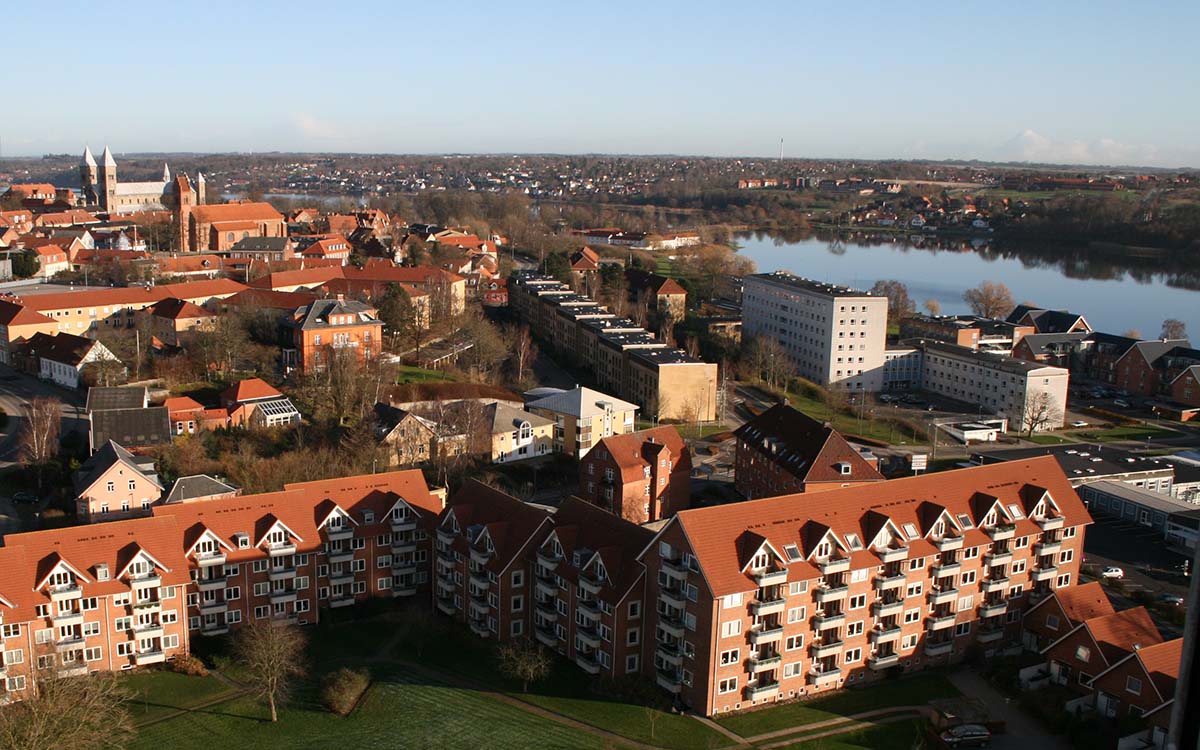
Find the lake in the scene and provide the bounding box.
[734,231,1200,339]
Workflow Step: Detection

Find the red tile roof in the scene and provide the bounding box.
[221,377,283,404]
[190,202,284,224]
[1136,638,1183,700]
[668,456,1089,597]
[593,425,690,483]
[248,266,345,290]
[1084,607,1164,665]
[147,297,216,321]
[0,298,55,327]
[222,288,319,311]
[1053,580,1115,624]
[342,265,464,285]
[10,279,245,313]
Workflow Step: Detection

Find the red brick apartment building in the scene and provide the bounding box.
[152,471,440,636]
[284,296,384,373]
[734,403,883,500]
[578,425,692,523]
[1041,607,1163,695]
[1021,580,1114,651]
[641,457,1088,715]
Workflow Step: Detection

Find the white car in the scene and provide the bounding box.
[1070,420,1088,428]
[1101,566,1125,580]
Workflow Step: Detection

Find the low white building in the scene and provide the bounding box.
[23,331,121,389]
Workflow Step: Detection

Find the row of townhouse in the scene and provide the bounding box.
[430,456,1091,716]
[508,273,717,422]
[0,470,442,702]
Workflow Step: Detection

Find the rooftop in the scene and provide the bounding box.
[747,271,876,299]
[972,443,1176,482]
[527,386,639,419]
[921,340,1068,375]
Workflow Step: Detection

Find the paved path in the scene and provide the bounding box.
[744,706,929,744]
[947,669,1069,750]
[689,713,753,748]
[757,712,922,749]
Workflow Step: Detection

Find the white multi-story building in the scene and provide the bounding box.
[742,272,888,391]
[921,341,1069,431]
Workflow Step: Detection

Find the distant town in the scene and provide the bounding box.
[0,145,1197,750]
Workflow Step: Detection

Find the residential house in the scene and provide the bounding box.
[161,475,238,505]
[1021,581,1115,651]
[1090,637,1182,721]
[1041,607,1163,695]
[487,402,554,464]
[219,378,301,428]
[85,386,171,453]
[374,403,439,467]
[526,386,639,458]
[17,331,121,389]
[578,425,692,523]
[625,269,688,322]
[0,298,57,365]
[284,296,384,373]
[73,441,163,523]
[734,404,884,500]
[143,298,217,347]
[1006,306,1093,335]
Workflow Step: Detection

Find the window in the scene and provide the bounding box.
[848,594,866,610]
[1126,676,1142,695]
[960,571,976,586]
[85,647,102,662]
[901,634,918,650]
[719,648,739,666]
[906,582,923,598]
[785,634,804,651]
[1045,614,1060,630]
[909,557,925,571]
[847,621,864,637]
[903,609,921,624]
[845,648,862,663]
[721,620,741,638]
[718,677,738,694]
[787,606,806,624]
[789,581,808,596]
[954,622,971,637]
[723,592,744,609]
[1075,645,1091,663]
[628,601,641,619]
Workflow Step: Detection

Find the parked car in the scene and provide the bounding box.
[1101,566,1125,579]
[1158,593,1185,607]
[11,491,37,505]
[1113,399,1131,408]
[939,723,992,748]
[1070,421,1089,428]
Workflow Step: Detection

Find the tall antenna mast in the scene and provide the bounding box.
[778,137,784,162]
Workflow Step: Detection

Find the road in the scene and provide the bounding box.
[0,367,87,470]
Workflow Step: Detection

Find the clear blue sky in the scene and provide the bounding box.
[4,1,1197,166]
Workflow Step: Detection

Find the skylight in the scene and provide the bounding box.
[783,544,802,562]
[902,523,919,540]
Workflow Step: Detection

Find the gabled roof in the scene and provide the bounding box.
[190,202,284,224]
[18,331,107,367]
[486,402,553,434]
[1125,339,1191,368]
[526,386,638,419]
[441,480,551,570]
[663,456,1087,597]
[146,297,216,321]
[1052,581,1115,624]
[733,403,883,484]
[550,497,655,596]
[222,288,319,311]
[287,297,381,330]
[0,298,55,327]
[1134,638,1184,700]
[73,440,161,495]
[221,377,283,404]
[248,266,344,290]
[163,396,204,414]
[590,425,691,482]
[163,475,238,504]
[1053,607,1165,666]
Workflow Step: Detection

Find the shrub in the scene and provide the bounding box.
[320,667,370,716]
[168,655,210,677]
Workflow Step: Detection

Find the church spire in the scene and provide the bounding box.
[82,145,96,168]
[101,145,116,168]
[163,163,171,182]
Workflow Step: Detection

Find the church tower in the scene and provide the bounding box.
[196,171,207,205]
[99,146,117,213]
[80,146,98,206]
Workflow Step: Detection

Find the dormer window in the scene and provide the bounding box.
[815,541,832,559]
[268,530,287,546]
[984,511,997,527]
[196,539,218,556]
[751,552,769,570]
[49,571,74,588]
[328,515,344,530]
[362,510,374,524]
[130,560,152,577]
[933,520,945,537]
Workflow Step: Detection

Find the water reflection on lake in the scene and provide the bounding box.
[734,232,1199,338]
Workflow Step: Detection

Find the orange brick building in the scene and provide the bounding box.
[284,296,384,372]
[579,425,692,523]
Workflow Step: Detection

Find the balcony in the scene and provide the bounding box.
[750,596,786,617]
[436,597,457,616]
[872,599,905,620]
[810,638,843,659]
[754,568,789,587]
[535,575,558,598]
[874,573,906,591]
[577,626,602,649]
[197,575,227,592]
[813,611,847,629]
[268,566,296,582]
[537,548,562,570]
[437,528,457,546]
[329,594,356,609]
[987,523,1017,541]
[59,664,89,678]
[200,624,229,636]
[199,599,226,615]
[134,622,165,638]
[659,614,685,639]
[576,653,602,675]
[1036,515,1064,531]
[1032,566,1059,582]
[391,559,417,576]
[133,600,162,614]
[469,597,489,618]
[577,599,601,621]
[131,574,162,590]
[985,550,1013,566]
[813,584,849,604]
[658,586,687,610]
[535,600,558,621]
[656,669,682,693]
[329,571,355,587]
[870,625,902,644]
[978,627,1005,644]
[807,666,841,687]
[134,650,166,666]
[196,552,226,568]
[469,617,490,638]
[436,556,455,576]
[535,627,557,649]
[928,613,957,631]
[270,589,297,605]
[932,561,961,577]
[656,643,685,667]
[325,526,354,543]
[877,545,909,564]
[748,653,782,672]
[744,681,780,701]
[52,610,84,628]
[982,577,1009,594]
[818,557,850,576]
[1035,540,1062,556]
[979,601,1008,619]
[928,587,959,606]
[469,571,491,591]
[660,558,689,581]
[924,640,954,657]
[469,547,492,566]
[868,653,900,670]
[390,517,417,534]
[436,577,455,595]
[48,585,82,602]
[392,581,418,597]
[933,535,963,552]
[391,538,417,555]
[578,573,604,597]
[55,635,84,650]
[328,548,354,565]
[267,542,297,557]
[748,625,785,646]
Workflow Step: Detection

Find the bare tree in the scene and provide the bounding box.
[496,638,551,693]
[924,299,942,316]
[1122,328,1143,340]
[962,281,1016,319]
[512,324,536,383]
[870,279,914,323]
[20,396,60,489]
[232,622,308,722]
[1161,318,1188,341]
[0,670,133,750]
[1021,391,1058,437]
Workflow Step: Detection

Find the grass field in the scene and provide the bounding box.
[1076,424,1178,442]
[122,671,239,724]
[773,721,926,750]
[715,673,959,738]
[393,364,457,385]
[1026,433,1076,445]
[778,384,927,446]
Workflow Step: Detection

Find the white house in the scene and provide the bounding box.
[23,331,122,389]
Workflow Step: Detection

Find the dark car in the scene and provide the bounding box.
[940,723,991,748]
[12,491,38,505]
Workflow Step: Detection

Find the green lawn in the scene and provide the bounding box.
[1026,433,1076,445]
[773,721,926,750]
[779,384,927,446]
[121,670,239,724]
[1076,424,1178,442]
[715,673,960,738]
[394,365,457,385]
[131,672,630,750]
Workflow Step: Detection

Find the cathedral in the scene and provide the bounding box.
[79,145,205,214]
